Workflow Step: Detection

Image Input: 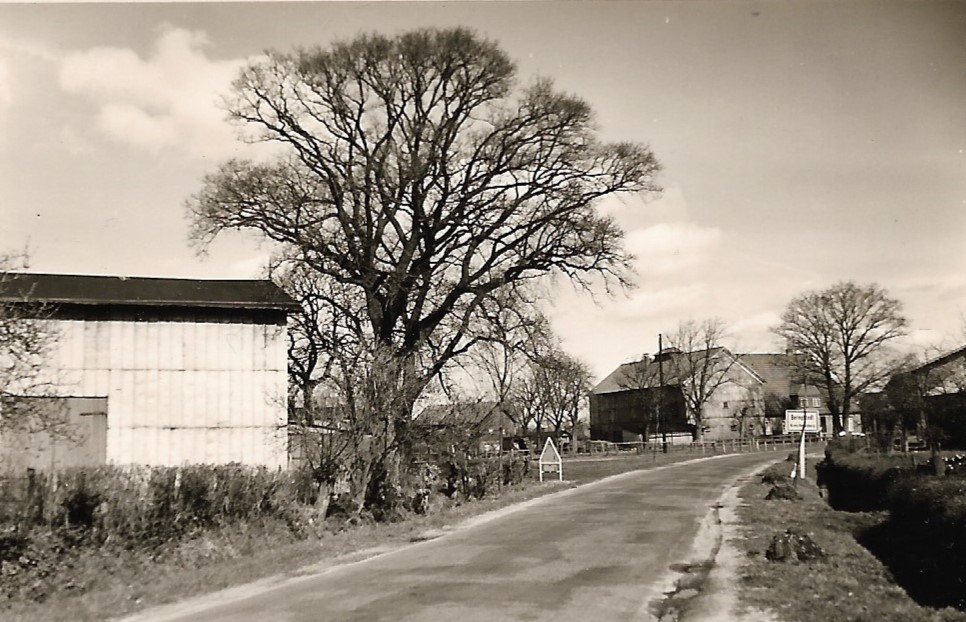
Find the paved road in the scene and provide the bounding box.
[139,452,779,622]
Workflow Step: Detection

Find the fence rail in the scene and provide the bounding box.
[570,435,824,458]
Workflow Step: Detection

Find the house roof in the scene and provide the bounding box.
[0,272,300,312]
[417,401,517,431]
[908,343,966,376]
[740,353,795,395]
[593,348,764,395]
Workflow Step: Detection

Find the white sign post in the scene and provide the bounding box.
[785,409,817,483]
[538,437,563,482]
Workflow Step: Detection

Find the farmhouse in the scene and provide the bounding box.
[0,273,299,469]
[590,348,765,443]
[416,401,519,454]
[886,343,966,446]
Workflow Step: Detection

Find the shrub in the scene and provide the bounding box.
[760,463,792,485]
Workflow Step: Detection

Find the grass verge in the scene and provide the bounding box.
[732,459,966,622]
[4,448,715,622]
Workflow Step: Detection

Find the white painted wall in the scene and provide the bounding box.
[41,313,288,468]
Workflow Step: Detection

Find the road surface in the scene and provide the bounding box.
[131,452,779,622]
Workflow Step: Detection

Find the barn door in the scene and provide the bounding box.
[0,397,108,471]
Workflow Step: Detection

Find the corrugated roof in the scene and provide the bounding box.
[0,272,300,312]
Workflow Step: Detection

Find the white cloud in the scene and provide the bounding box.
[729,311,784,352]
[611,283,708,321]
[0,58,11,109]
[625,221,723,278]
[58,27,250,160]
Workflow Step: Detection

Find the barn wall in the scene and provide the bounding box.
[41,311,288,468]
[696,376,765,442]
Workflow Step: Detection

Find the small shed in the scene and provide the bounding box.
[0,273,299,469]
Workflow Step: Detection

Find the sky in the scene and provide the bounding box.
[1,1,964,380]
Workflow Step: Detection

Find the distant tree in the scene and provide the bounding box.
[535,350,593,445]
[0,252,66,438]
[463,289,553,437]
[666,318,739,441]
[560,356,594,454]
[776,282,907,434]
[513,347,592,452]
[188,28,660,511]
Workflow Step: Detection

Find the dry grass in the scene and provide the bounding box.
[733,460,966,622]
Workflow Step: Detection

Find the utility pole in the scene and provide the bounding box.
[658,333,667,453]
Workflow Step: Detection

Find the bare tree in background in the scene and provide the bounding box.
[191,28,660,513]
[556,354,594,453]
[511,346,593,451]
[463,288,553,437]
[666,318,738,441]
[776,282,907,434]
[0,252,67,439]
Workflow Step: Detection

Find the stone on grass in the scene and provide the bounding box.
[765,528,826,562]
[765,483,801,501]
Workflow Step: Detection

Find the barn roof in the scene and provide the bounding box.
[593,348,765,395]
[0,272,300,312]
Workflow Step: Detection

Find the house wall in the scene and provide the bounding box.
[695,380,764,441]
[36,310,288,467]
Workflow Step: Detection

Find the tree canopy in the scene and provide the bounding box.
[190,27,660,392]
[775,281,907,433]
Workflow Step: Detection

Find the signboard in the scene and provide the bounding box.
[538,437,563,482]
[784,409,820,434]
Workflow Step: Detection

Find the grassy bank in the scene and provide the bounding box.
[732,458,966,622]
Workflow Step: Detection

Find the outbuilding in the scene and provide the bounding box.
[0,273,298,469]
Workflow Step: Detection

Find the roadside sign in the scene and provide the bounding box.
[784,409,820,434]
[538,437,563,482]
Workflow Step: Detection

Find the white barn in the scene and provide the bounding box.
[0,273,298,469]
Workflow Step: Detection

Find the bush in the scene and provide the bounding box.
[819,444,966,611]
[760,463,792,485]
[0,465,320,546]
[816,446,915,512]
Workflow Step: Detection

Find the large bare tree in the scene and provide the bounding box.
[189,28,659,507]
[776,281,907,434]
[665,318,739,441]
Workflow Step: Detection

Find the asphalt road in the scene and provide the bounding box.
[139,452,779,622]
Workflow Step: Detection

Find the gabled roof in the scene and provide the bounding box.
[417,401,517,431]
[908,343,966,377]
[740,353,796,395]
[592,359,679,395]
[593,348,764,395]
[0,272,300,312]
